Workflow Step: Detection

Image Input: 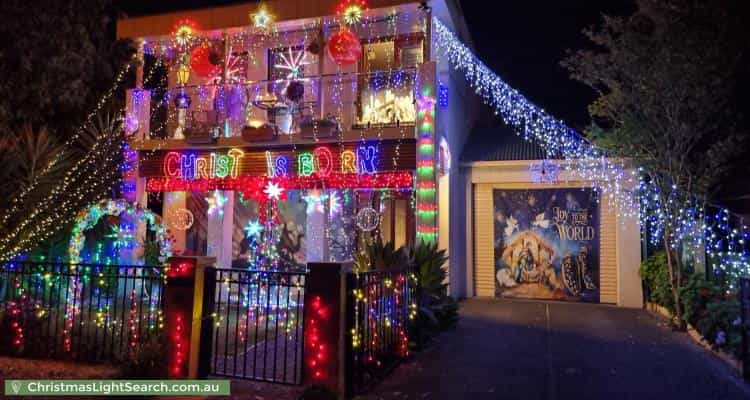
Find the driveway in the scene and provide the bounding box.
[362,298,750,400]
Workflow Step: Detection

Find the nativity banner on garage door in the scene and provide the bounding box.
[493,188,600,302]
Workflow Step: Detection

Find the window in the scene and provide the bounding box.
[268,46,315,81]
[357,34,423,126]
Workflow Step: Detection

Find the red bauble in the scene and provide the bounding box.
[327,29,362,66]
[190,46,221,78]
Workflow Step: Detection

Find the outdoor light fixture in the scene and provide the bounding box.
[176,64,191,86]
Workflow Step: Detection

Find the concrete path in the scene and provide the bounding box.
[361,298,750,400]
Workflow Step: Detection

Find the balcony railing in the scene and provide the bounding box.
[144,69,418,142]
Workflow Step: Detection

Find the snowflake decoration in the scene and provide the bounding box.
[274,47,310,80]
[263,181,284,201]
[244,219,264,238]
[529,159,559,184]
[329,191,342,216]
[303,191,328,214]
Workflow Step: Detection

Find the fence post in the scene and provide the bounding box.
[303,262,351,398]
[163,256,216,379]
[740,277,750,382]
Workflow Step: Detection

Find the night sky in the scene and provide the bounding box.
[116,0,635,130]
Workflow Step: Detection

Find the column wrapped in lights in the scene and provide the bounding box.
[415,63,438,243]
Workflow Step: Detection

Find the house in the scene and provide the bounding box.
[117,0,478,273]
[117,0,641,308]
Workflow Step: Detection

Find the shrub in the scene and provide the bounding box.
[353,238,407,273]
[119,336,168,378]
[640,252,675,311]
[404,240,458,346]
[680,274,724,325]
[695,295,743,358]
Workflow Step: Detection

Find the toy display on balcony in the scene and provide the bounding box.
[185,110,221,144]
[299,114,341,139]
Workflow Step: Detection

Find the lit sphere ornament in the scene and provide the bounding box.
[174,92,191,109]
[190,45,222,78]
[327,29,362,66]
[356,207,380,231]
[168,208,194,231]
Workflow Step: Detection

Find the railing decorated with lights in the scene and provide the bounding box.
[138,69,419,141]
[345,267,414,395]
[0,261,166,362]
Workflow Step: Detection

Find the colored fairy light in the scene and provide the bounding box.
[206,190,228,216]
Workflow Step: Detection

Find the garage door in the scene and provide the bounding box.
[473,183,617,303]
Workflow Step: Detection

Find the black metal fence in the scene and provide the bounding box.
[0,261,166,362]
[346,268,415,395]
[740,277,750,381]
[208,268,307,385]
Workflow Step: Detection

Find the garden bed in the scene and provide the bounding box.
[646,302,743,375]
[0,356,122,379]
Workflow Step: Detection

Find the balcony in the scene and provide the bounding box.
[129,69,419,150]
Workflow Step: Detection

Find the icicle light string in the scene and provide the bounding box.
[432,17,748,284]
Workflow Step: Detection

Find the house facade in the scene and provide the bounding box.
[117,0,641,308]
[118,0,477,273]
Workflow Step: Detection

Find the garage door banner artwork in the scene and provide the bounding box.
[493,189,600,302]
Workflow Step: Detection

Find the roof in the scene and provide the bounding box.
[460,125,555,162]
[117,0,417,40]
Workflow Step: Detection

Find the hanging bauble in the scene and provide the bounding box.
[285,80,305,103]
[307,31,325,55]
[168,208,194,231]
[327,29,361,66]
[355,207,380,232]
[190,45,222,78]
[174,91,191,109]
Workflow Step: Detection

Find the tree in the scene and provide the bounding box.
[0,0,132,137]
[562,0,748,327]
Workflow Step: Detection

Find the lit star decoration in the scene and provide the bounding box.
[172,19,198,47]
[244,219,264,238]
[263,181,285,200]
[206,191,228,216]
[338,0,367,25]
[303,191,328,214]
[251,6,273,29]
